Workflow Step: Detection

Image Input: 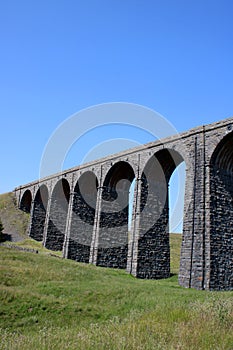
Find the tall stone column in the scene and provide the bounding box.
[62,191,76,258]
[179,129,208,290]
[27,199,35,237]
[203,163,211,290]
[126,176,142,275]
[42,195,52,247]
[89,185,103,265]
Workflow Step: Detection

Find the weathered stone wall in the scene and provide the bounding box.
[209,169,233,290]
[136,168,170,279]
[29,186,48,241]
[208,131,233,290]
[45,180,70,251]
[67,191,96,263]
[46,200,68,251]
[30,201,47,241]
[97,187,129,269]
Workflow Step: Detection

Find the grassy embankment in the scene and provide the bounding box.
[0,193,232,349]
[0,192,29,241]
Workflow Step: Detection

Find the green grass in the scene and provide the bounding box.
[0,236,232,350]
[169,233,181,275]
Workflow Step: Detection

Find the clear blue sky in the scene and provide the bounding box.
[1,0,233,195]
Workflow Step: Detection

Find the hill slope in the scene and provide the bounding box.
[0,192,29,241]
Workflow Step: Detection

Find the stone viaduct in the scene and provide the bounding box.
[14,117,233,291]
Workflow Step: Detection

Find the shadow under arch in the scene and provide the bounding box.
[137,148,184,279]
[30,185,48,241]
[45,178,70,251]
[97,161,135,269]
[209,131,233,290]
[20,190,32,213]
[67,171,98,263]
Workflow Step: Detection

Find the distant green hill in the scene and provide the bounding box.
[0,192,29,241]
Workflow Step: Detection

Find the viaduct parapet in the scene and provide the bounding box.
[14,117,233,290]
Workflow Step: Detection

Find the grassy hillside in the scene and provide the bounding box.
[170,232,181,275]
[0,239,232,350]
[0,192,29,241]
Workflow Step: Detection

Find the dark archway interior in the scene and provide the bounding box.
[97,161,135,269]
[137,149,184,279]
[20,190,32,213]
[154,149,184,181]
[68,171,98,263]
[102,161,135,201]
[209,132,233,290]
[46,179,70,251]
[30,185,48,241]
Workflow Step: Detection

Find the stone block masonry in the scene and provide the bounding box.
[15,117,233,291]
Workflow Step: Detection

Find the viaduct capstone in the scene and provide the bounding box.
[14,117,233,291]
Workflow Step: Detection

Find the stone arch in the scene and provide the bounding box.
[20,190,32,213]
[67,171,98,262]
[137,148,184,279]
[209,131,233,290]
[45,178,70,251]
[97,161,135,268]
[29,185,48,241]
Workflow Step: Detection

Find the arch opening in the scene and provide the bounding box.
[20,190,32,213]
[128,178,136,232]
[30,185,48,241]
[137,149,185,279]
[169,162,186,276]
[67,171,98,263]
[209,132,233,290]
[97,161,135,269]
[45,179,70,251]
